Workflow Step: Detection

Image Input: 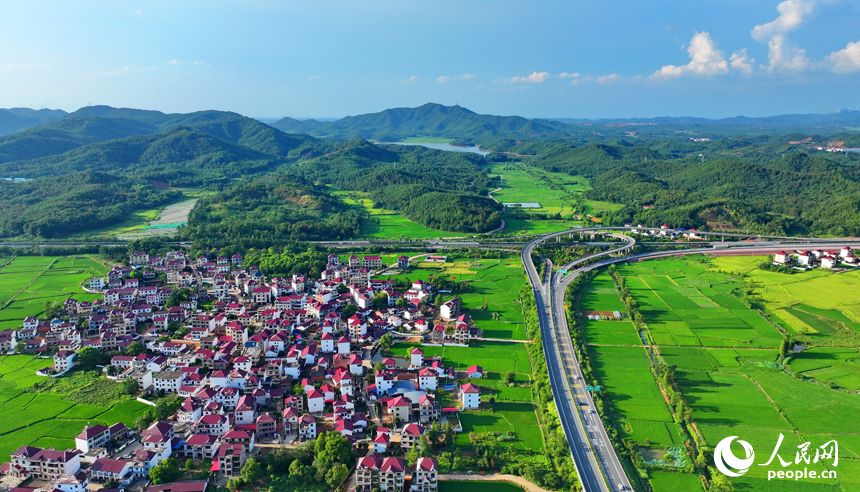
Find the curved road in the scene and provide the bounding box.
[522,230,636,492]
[522,228,859,491]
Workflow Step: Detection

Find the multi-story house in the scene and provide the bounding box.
[412,458,439,492]
[355,456,405,492]
[9,446,81,481]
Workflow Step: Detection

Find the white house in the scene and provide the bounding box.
[460,383,480,410]
[410,348,424,368]
[418,368,437,391]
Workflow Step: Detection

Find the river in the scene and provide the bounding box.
[374,141,491,156]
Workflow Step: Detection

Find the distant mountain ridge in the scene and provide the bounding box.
[551,109,860,129]
[271,102,572,140]
[0,106,325,164]
[0,107,67,135]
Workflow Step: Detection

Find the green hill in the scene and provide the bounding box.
[0,127,288,187]
[0,108,325,165]
[0,171,181,238]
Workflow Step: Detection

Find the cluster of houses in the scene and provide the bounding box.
[0,250,496,492]
[773,247,858,269]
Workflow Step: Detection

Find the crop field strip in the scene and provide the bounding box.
[0,356,149,458]
[590,257,860,491]
[0,256,108,329]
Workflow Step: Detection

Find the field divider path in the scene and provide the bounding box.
[0,258,58,310]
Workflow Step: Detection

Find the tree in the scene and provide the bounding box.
[166,288,192,309]
[434,294,444,307]
[395,297,407,308]
[405,444,421,466]
[184,458,195,470]
[126,341,146,356]
[135,409,155,431]
[241,457,262,484]
[288,460,309,484]
[502,372,515,385]
[149,458,181,485]
[427,421,442,447]
[379,333,393,354]
[709,473,735,492]
[76,346,102,369]
[154,394,183,420]
[325,464,349,487]
[123,377,140,395]
[13,341,26,354]
[106,365,117,376]
[341,304,357,319]
[104,478,119,488]
[444,422,454,447]
[372,291,389,310]
[313,432,352,481]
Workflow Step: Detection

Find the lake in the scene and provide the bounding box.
[375,141,491,156]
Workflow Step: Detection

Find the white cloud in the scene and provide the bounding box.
[505,71,550,83]
[765,33,810,71]
[307,75,320,80]
[559,72,580,79]
[169,59,181,65]
[826,40,860,73]
[751,0,814,42]
[134,9,143,15]
[404,75,419,83]
[653,32,729,79]
[436,74,478,83]
[751,0,814,71]
[729,49,755,74]
[596,74,621,84]
[192,61,204,65]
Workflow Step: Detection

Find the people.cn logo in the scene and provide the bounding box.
[714,436,756,477]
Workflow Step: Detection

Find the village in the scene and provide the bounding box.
[0,251,495,492]
[772,246,858,269]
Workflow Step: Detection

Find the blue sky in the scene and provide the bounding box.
[2,0,859,119]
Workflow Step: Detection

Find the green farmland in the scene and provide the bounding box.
[0,256,109,330]
[577,256,860,491]
[0,356,149,458]
[387,255,529,340]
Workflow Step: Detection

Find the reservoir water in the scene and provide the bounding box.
[375,141,491,156]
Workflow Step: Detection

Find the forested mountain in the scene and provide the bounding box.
[529,141,860,236]
[182,176,363,248]
[284,140,502,232]
[0,171,180,238]
[0,127,288,187]
[271,103,571,141]
[0,117,161,164]
[0,106,324,165]
[0,108,68,135]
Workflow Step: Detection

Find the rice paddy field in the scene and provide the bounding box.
[387,255,529,340]
[439,481,524,492]
[578,256,860,491]
[0,355,149,458]
[0,256,108,330]
[398,340,532,375]
[454,402,544,451]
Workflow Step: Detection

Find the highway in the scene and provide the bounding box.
[521,229,858,491]
[522,230,636,492]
